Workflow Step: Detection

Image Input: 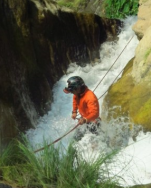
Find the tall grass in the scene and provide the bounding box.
[0,137,119,188]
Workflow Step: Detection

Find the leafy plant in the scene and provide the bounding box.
[57,0,74,8]
[103,0,139,19]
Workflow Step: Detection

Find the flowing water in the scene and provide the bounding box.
[26,16,151,186]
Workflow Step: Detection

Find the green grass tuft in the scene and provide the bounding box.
[0,136,120,188]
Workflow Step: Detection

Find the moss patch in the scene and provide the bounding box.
[144,48,151,62]
[133,98,151,130]
[103,57,151,131]
[104,58,134,118]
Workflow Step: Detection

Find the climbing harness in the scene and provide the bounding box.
[33,35,134,153]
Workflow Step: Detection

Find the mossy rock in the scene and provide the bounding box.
[131,183,151,188]
[102,58,151,131]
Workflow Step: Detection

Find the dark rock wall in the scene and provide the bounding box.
[0,0,120,150]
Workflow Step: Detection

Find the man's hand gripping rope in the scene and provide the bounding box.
[72,111,87,125]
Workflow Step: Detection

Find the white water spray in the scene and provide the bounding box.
[26,16,138,148]
[26,16,151,186]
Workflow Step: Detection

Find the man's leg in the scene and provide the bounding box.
[87,118,101,135]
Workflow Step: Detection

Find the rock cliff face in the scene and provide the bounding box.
[102,0,151,131]
[0,0,120,150]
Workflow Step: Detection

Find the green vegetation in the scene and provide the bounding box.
[0,137,120,188]
[103,0,139,19]
[57,0,139,19]
[57,0,86,9]
[144,48,151,61]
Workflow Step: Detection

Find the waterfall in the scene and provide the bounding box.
[26,16,138,148]
[26,16,151,186]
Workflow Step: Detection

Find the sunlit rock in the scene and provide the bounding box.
[132,0,151,40]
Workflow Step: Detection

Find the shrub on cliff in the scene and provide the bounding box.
[102,0,139,19]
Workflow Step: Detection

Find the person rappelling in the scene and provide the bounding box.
[63,76,101,139]
[34,35,134,152]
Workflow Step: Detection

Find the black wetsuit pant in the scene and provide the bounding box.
[86,117,101,134]
[74,117,101,141]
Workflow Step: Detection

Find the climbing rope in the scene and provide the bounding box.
[98,65,125,100]
[93,35,134,93]
[34,122,80,153]
[33,35,134,153]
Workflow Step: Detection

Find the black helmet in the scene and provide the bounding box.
[63,76,85,94]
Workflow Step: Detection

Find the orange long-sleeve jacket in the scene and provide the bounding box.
[72,87,99,122]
